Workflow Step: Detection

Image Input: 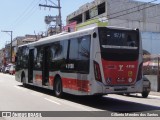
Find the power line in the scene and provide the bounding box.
[108,7,160,27]
[108,2,160,20]
[11,0,42,30]
[111,19,160,27]
[105,1,160,26]
[10,0,37,28]
[77,1,160,29]
[14,0,41,28]
[107,0,157,18]
[48,0,57,6]
[39,0,62,32]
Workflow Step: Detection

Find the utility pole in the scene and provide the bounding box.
[57,0,62,32]
[1,30,13,63]
[39,0,62,32]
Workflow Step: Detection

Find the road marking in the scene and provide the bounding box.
[14,86,23,89]
[14,85,28,92]
[30,91,44,97]
[48,97,96,111]
[44,98,61,105]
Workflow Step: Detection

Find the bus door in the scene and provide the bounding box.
[42,46,50,86]
[28,49,34,83]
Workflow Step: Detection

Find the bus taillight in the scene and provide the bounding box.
[137,63,143,81]
[94,61,102,82]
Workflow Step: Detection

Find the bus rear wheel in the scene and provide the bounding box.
[54,77,63,98]
[142,91,149,98]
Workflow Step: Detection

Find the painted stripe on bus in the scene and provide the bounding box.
[35,74,90,92]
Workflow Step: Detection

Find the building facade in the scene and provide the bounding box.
[0,49,4,66]
[66,0,160,54]
[0,34,40,66]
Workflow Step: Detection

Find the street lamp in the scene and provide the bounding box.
[1,30,13,63]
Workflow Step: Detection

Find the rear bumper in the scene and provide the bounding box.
[105,80,143,94]
[92,80,143,95]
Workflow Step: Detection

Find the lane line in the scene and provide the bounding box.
[44,98,61,105]
[47,97,96,111]
[30,91,43,97]
[14,85,28,92]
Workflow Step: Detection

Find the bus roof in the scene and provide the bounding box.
[18,27,95,48]
[18,26,138,48]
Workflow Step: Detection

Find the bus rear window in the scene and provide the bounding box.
[99,28,139,49]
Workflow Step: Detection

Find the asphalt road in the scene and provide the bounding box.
[0,73,160,120]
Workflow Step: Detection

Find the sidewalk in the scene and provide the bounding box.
[150,91,160,96]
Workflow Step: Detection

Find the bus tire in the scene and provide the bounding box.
[54,77,63,98]
[142,91,149,98]
[126,93,130,96]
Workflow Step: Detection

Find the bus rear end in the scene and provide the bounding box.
[92,27,143,95]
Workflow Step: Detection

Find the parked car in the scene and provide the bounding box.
[1,66,6,73]
[0,66,2,72]
[0,66,5,72]
[143,59,159,75]
[122,76,151,98]
[4,64,13,73]
[4,66,10,73]
[9,65,15,75]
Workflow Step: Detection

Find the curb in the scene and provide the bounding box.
[149,91,160,96]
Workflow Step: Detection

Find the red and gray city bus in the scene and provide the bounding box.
[15,26,143,97]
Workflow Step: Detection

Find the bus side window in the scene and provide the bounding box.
[79,36,91,60]
[52,42,63,60]
[50,41,66,71]
[34,47,43,70]
[78,35,91,73]
[68,35,91,73]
